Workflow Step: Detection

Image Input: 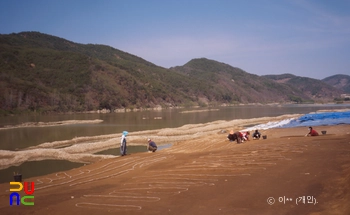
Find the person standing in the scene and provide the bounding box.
[120,131,128,156]
[147,138,157,152]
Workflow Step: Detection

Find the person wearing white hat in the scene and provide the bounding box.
[147,138,157,152]
[120,131,128,156]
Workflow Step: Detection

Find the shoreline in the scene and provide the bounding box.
[1,109,349,171]
[0,114,302,171]
[0,123,349,214]
[2,101,349,117]
[1,109,349,172]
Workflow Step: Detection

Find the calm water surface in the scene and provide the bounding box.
[1,104,350,151]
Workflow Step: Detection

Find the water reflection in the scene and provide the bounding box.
[96,145,148,156]
[0,160,84,183]
[0,144,173,183]
[96,144,173,156]
[1,104,350,151]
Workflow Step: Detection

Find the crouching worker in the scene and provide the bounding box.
[227,130,235,142]
[242,131,250,142]
[147,138,157,152]
[252,130,261,139]
[305,127,319,136]
[227,131,243,144]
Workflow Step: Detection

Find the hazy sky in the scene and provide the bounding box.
[1,0,349,79]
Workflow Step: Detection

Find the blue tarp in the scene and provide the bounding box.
[281,111,350,128]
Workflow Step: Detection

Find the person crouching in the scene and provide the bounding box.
[147,138,157,152]
[242,131,250,142]
[227,131,243,144]
[252,130,261,139]
[305,127,319,136]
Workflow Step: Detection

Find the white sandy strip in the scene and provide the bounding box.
[0,114,301,170]
[0,119,103,130]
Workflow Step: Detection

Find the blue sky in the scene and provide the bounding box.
[1,0,349,79]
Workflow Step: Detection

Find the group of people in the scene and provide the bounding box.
[120,131,158,156]
[227,126,319,144]
[227,129,261,143]
[120,126,319,156]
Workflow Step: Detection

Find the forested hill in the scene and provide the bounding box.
[262,74,344,101]
[171,59,314,104]
[322,74,350,93]
[0,32,344,114]
[0,31,198,113]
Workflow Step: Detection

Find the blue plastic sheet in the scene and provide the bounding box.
[281,111,350,128]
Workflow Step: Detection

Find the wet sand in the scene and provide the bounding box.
[0,119,349,215]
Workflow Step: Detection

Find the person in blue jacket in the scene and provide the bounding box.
[120,131,128,156]
[147,138,157,152]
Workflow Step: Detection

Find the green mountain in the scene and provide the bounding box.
[171,59,312,103]
[322,74,350,93]
[0,32,343,115]
[0,31,200,113]
[263,74,344,101]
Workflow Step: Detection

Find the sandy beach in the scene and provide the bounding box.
[0,116,349,215]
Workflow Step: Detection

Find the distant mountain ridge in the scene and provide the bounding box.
[262,74,343,101]
[322,74,350,93]
[171,59,311,104]
[0,32,344,114]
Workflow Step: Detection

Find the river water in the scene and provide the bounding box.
[1,104,349,183]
